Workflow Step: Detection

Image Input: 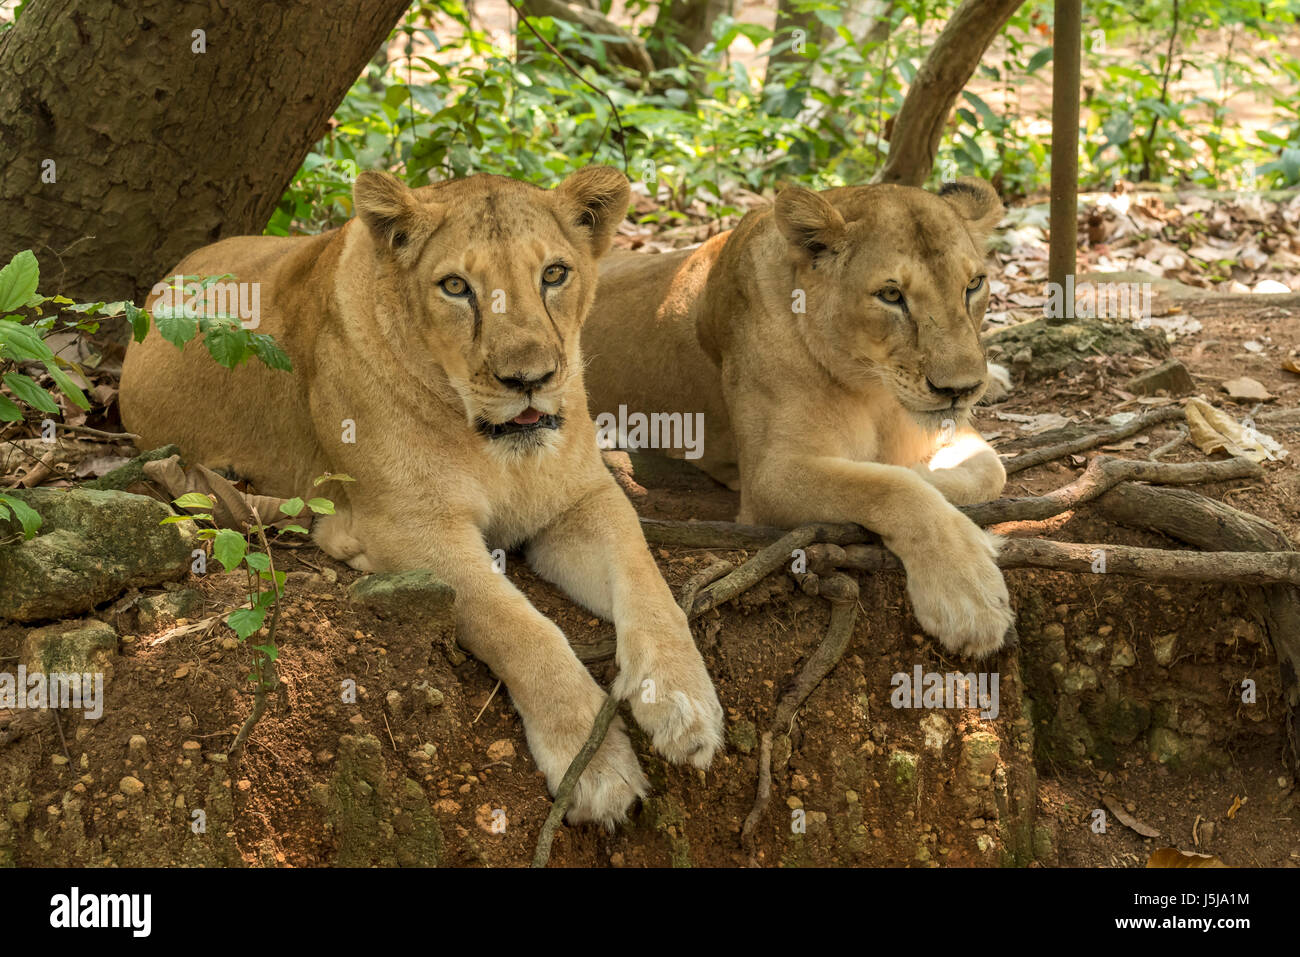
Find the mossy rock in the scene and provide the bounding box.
[0,488,196,622]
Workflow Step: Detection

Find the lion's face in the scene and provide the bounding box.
[774,179,1004,429]
[350,167,630,455]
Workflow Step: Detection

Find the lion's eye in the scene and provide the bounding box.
[439,276,469,297]
[877,286,904,306]
[967,276,985,293]
[542,264,569,287]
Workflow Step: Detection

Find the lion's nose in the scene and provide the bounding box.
[495,368,556,392]
[926,377,981,401]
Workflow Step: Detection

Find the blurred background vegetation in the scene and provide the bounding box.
[262,0,1300,234]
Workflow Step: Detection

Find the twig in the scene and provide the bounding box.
[741,578,860,854]
[473,680,502,724]
[965,455,1261,526]
[1002,406,1185,474]
[1148,425,1188,461]
[531,692,622,868]
[57,424,140,442]
[505,0,629,172]
[688,525,851,618]
[677,557,734,613]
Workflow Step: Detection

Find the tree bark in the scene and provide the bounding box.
[518,0,654,75]
[0,0,411,302]
[876,0,1026,186]
[649,0,726,69]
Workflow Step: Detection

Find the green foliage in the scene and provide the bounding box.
[265,0,1299,219]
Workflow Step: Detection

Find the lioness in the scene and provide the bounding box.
[583,179,1013,657]
[119,167,724,826]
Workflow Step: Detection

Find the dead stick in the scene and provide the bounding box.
[741,579,860,852]
[688,526,823,619]
[965,455,1261,526]
[809,538,1300,587]
[532,692,621,868]
[1002,406,1185,474]
[678,557,734,614]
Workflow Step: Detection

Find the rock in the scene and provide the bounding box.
[118,776,145,797]
[727,718,759,755]
[486,739,515,762]
[888,750,919,795]
[347,570,455,624]
[0,488,196,622]
[1110,642,1136,669]
[959,733,1001,791]
[21,620,117,676]
[1152,632,1178,666]
[136,588,203,628]
[1148,727,1187,768]
[1127,358,1195,396]
[920,713,953,753]
[1221,376,1273,401]
[127,735,147,753]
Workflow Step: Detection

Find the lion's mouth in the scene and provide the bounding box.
[476,407,562,440]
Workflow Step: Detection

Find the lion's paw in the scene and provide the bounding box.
[527,713,648,829]
[905,525,1014,659]
[615,647,724,769]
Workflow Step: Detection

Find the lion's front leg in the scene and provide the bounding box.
[527,480,724,769]
[356,513,649,828]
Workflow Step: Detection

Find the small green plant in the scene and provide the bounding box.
[164,473,352,767]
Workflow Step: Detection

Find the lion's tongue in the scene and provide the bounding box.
[512,407,543,426]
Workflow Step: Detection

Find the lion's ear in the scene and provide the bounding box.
[554,166,630,257]
[774,186,846,260]
[938,177,1003,247]
[353,170,424,251]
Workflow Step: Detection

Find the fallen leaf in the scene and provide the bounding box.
[1102,794,1161,838]
[1220,376,1273,401]
[1282,356,1300,375]
[1226,795,1246,819]
[1185,398,1288,462]
[1146,848,1227,868]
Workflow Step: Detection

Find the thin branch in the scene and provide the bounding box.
[1002,406,1185,474]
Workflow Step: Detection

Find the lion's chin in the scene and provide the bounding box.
[903,404,974,433]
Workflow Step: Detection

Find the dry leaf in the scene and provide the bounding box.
[1185,398,1287,462]
[1102,794,1161,838]
[1282,356,1300,375]
[1226,795,1246,819]
[1146,848,1227,868]
[1220,376,1273,401]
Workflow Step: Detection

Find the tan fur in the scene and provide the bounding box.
[584,178,1014,656]
[120,168,723,826]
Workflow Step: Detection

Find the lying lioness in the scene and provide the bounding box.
[119,167,723,826]
[583,179,1014,657]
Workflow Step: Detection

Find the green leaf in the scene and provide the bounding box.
[307,498,335,515]
[313,473,355,486]
[279,497,305,517]
[212,528,247,573]
[277,524,311,536]
[259,568,287,590]
[0,393,21,422]
[2,372,59,414]
[153,308,198,349]
[124,302,150,343]
[0,492,42,539]
[204,323,250,368]
[244,552,270,572]
[250,334,292,371]
[1026,47,1054,74]
[250,643,280,662]
[159,513,207,525]
[174,492,215,510]
[42,362,90,410]
[0,320,55,361]
[0,250,39,313]
[227,606,268,640]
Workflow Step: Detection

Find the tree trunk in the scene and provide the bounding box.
[876,0,1026,187]
[0,0,410,302]
[517,0,655,75]
[764,0,828,86]
[649,0,726,69]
